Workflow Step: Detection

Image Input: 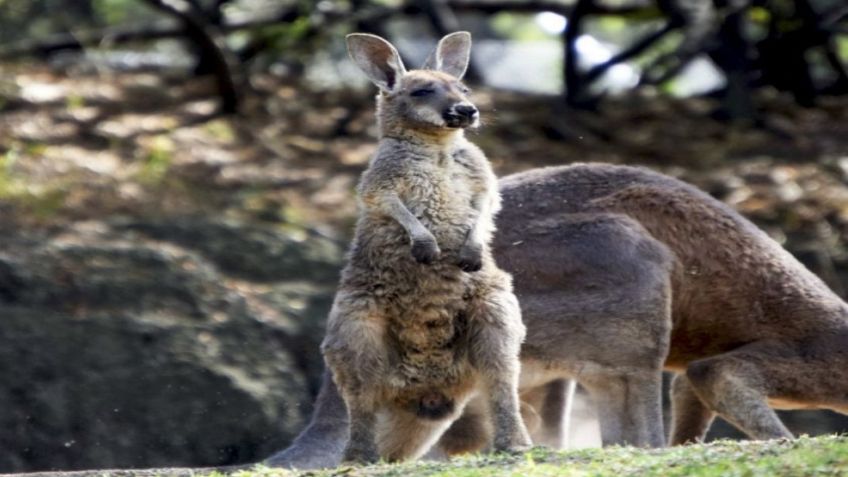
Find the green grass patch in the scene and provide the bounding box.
[0,144,66,218]
[65,93,86,110]
[213,435,848,477]
[138,135,174,184]
[202,119,237,143]
[838,37,848,61]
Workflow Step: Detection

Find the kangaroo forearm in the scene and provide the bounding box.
[377,192,434,242]
[465,193,492,245]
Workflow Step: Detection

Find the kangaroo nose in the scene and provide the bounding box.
[455,104,478,118]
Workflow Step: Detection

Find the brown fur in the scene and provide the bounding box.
[320,32,530,464]
[495,164,848,447]
[267,50,848,473]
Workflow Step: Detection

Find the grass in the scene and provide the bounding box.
[216,435,848,477]
[138,135,174,184]
[0,144,66,218]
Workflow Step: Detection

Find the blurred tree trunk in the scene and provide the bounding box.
[563,0,594,107]
[141,0,241,114]
[713,5,756,121]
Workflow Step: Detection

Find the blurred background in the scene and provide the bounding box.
[1,0,847,472]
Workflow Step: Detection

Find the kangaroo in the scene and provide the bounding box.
[319,32,531,464]
[498,165,848,446]
[268,62,848,476]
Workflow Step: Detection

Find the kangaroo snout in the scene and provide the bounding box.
[443,103,478,128]
[455,104,478,118]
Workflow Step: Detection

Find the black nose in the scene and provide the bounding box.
[455,104,478,118]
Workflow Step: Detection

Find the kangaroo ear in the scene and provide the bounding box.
[421,31,471,79]
[346,33,406,91]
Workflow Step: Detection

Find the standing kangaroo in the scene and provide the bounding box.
[320,32,530,463]
[268,59,848,474]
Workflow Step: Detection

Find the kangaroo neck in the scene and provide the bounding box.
[380,128,465,163]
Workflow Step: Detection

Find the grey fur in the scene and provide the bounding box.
[346,33,407,91]
[319,33,530,464]
[498,164,848,447]
[422,31,472,79]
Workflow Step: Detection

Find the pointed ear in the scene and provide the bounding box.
[346,33,406,91]
[421,31,471,79]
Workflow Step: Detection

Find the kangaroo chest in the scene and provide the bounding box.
[397,158,479,245]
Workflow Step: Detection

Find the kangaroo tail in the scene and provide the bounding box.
[265,369,349,469]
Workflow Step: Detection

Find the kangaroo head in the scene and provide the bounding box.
[346,32,478,134]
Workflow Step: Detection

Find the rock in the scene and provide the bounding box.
[115,218,342,283]
[0,222,340,472]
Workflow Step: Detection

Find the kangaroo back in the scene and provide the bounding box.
[496,163,848,366]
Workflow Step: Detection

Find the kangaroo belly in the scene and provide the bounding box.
[389,304,468,378]
[377,285,478,419]
[383,273,471,369]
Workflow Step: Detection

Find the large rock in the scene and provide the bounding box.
[0,219,341,472]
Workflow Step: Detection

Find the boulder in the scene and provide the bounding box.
[0,219,341,472]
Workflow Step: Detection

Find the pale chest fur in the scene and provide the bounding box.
[397,156,480,244]
[352,142,491,270]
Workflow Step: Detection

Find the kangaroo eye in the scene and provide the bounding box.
[460,86,471,94]
[410,88,434,97]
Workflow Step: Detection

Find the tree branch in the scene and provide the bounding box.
[823,3,848,28]
[824,37,848,93]
[563,0,594,106]
[1,0,661,61]
[0,2,309,60]
[639,47,700,85]
[583,21,677,85]
[445,0,656,18]
[0,20,180,59]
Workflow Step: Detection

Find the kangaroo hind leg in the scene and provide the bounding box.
[684,341,799,440]
[582,367,666,447]
[669,373,715,445]
[322,292,388,463]
[468,285,532,452]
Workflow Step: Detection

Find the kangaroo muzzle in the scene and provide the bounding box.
[443,103,478,128]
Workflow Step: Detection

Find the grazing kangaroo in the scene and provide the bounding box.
[268,63,848,477]
[320,32,530,464]
[496,166,848,446]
